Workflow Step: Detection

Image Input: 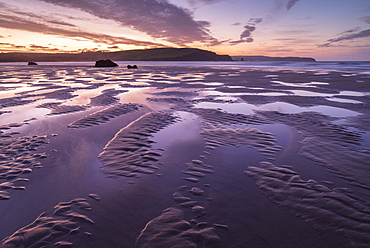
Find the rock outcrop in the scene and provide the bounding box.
[94,59,118,67]
[127,65,138,69]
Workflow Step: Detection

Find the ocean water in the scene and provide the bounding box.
[1,60,370,72]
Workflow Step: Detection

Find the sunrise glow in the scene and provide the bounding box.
[0,0,369,60]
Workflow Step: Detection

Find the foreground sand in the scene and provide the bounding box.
[0,63,370,247]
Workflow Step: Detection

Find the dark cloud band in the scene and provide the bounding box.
[319,29,370,47]
[229,17,262,45]
[286,0,300,11]
[0,12,163,47]
[39,0,220,46]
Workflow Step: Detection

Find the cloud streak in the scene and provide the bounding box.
[1,41,114,53]
[39,0,220,46]
[0,42,61,52]
[0,42,26,49]
[0,12,164,48]
[319,28,370,47]
[190,0,227,4]
[229,18,262,45]
[360,16,370,24]
[286,0,300,10]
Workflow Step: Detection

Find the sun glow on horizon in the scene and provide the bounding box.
[0,0,369,60]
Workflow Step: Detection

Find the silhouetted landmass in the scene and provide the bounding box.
[0,48,232,62]
[110,48,232,61]
[232,55,316,62]
[0,48,317,63]
[95,59,118,67]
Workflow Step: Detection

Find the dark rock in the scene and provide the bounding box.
[95,59,118,67]
[127,65,138,69]
[28,62,38,65]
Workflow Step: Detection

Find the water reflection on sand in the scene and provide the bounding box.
[0,62,369,247]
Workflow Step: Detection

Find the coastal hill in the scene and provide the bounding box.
[0,47,316,62]
[0,48,232,62]
[110,48,232,61]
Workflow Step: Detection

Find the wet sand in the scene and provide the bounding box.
[0,63,370,247]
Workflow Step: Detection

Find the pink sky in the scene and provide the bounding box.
[0,0,369,60]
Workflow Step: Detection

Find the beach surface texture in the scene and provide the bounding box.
[0,61,369,247]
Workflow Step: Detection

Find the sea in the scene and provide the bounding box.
[1,60,370,72]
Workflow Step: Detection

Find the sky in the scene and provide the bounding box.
[0,0,369,61]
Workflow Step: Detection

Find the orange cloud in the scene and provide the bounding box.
[0,13,164,47]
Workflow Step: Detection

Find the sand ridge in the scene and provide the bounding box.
[135,207,219,248]
[67,103,142,129]
[0,135,48,200]
[246,161,370,247]
[88,88,128,106]
[255,110,370,189]
[37,102,87,116]
[98,111,178,178]
[200,127,281,158]
[1,197,95,248]
[185,107,270,127]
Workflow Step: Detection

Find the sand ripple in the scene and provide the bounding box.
[99,112,177,177]
[67,103,141,129]
[201,127,281,158]
[255,110,361,144]
[135,208,219,248]
[37,102,87,116]
[188,108,269,126]
[0,96,36,108]
[255,110,370,188]
[246,161,370,247]
[89,88,127,106]
[1,197,94,248]
[0,135,48,200]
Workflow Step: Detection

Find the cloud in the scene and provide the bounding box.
[0,2,77,29]
[360,16,370,24]
[192,0,227,4]
[188,0,228,7]
[29,44,52,49]
[286,0,300,10]
[39,0,220,46]
[229,18,262,45]
[0,2,166,47]
[197,20,211,28]
[0,42,55,52]
[28,44,61,52]
[273,37,316,43]
[263,48,294,53]
[319,28,370,47]
[199,0,225,3]
[0,13,164,48]
[0,43,26,49]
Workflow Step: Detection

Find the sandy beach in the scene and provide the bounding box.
[1,61,370,247]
